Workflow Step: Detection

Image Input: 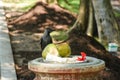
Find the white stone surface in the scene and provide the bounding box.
[0,0,17,80]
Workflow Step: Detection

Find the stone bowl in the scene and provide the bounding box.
[28,56,105,80]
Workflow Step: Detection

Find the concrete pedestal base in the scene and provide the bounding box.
[28,56,105,80]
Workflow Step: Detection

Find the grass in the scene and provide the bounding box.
[114,11,120,17]
[3,0,38,12]
[3,0,80,13]
[3,0,37,3]
[58,0,80,13]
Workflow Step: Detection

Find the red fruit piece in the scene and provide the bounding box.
[76,52,86,61]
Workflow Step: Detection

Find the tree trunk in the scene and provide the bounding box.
[67,0,120,75]
[92,0,120,47]
[86,1,93,36]
[68,0,90,35]
[68,0,120,47]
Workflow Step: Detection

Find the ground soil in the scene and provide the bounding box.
[4,1,120,80]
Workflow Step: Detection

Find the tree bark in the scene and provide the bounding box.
[92,0,120,46]
[86,1,94,36]
[68,0,90,35]
[66,0,120,74]
[68,0,120,47]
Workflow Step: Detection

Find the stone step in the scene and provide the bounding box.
[0,0,17,80]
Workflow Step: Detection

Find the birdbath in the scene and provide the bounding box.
[28,56,105,80]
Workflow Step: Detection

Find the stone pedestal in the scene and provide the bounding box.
[28,56,105,80]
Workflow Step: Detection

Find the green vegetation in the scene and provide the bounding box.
[3,0,38,12]
[3,0,37,3]
[21,3,36,12]
[58,0,80,13]
[114,11,120,17]
[3,0,80,13]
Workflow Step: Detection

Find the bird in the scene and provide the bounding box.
[40,27,54,51]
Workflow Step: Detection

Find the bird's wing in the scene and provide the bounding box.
[47,36,52,43]
[40,37,43,48]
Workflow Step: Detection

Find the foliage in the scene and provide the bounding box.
[3,0,38,12]
[58,0,80,13]
[3,0,37,3]
[114,11,120,17]
[3,0,80,13]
